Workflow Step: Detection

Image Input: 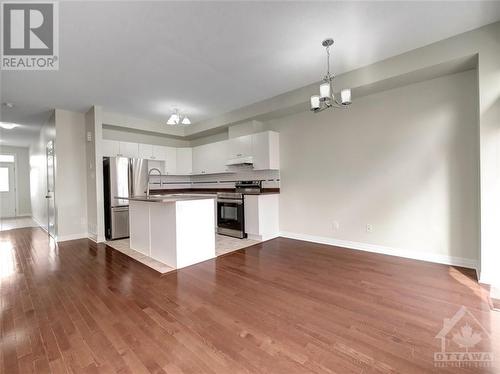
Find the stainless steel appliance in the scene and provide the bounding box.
[217,192,246,238]
[216,181,262,238]
[235,180,262,194]
[103,157,148,240]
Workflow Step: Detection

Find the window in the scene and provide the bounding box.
[0,167,9,192]
[0,154,15,163]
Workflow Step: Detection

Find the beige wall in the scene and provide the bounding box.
[269,70,479,265]
[54,109,88,240]
[0,145,31,215]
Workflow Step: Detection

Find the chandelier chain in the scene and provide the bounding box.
[326,45,331,80]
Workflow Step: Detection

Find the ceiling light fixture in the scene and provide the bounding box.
[310,38,352,113]
[166,109,191,125]
[0,122,20,130]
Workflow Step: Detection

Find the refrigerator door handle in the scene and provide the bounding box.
[129,159,134,197]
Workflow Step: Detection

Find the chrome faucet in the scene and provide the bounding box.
[147,168,163,197]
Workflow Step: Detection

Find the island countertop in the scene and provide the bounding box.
[115,194,217,203]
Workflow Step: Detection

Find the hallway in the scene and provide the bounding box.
[0,217,37,232]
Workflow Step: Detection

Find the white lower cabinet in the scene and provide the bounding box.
[244,194,280,241]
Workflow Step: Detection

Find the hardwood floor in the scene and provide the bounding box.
[1,227,499,373]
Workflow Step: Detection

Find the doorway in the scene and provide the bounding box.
[0,157,16,218]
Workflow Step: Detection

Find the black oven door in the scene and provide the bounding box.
[217,200,246,238]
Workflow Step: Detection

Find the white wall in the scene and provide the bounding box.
[86,106,106,242]
[54,109,88,240]
[269,70,480,266]
[0,145,31,216]
[30,112,55,230]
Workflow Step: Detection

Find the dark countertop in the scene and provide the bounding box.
[150,188,280,195]
[116,194,217,203]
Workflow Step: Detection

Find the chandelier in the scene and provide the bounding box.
[167,109,191,125]
[310,38,352,113]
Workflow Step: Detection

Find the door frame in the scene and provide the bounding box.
[46,140,57,239]
[0,154,19,218]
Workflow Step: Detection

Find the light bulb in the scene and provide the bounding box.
[167,114,177,125]
[320,82,331,101]
[310,95,320,110]
[341,89,351,105]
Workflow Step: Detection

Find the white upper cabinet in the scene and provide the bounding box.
[226,134,252,160]
[206,141,229,174]
[163,147,177,174]
[138,144,153,159]
[118,141,139,158]
[101,140,139,158]
[100,130,279,173]
[192,144,208,174]
[153,146,168,161]
[139,144,170,161]
[193,141,230,175]
[101,139,120,157]
[251,131,280,170]
[176,148,192,175]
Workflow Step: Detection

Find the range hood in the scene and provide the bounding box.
[226,156,254,166]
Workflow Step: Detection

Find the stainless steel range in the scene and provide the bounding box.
[216,181,262,238]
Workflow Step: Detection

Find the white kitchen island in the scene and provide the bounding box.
[123,195,216,269]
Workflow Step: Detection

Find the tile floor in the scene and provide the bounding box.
[0,217,38,231]
[106,234,260,274]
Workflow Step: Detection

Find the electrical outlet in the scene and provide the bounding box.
[366,224,373,233]
[333,221,340,231]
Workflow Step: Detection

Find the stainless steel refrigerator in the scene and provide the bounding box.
[103,157,148,240]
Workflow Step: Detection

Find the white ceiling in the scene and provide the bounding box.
[2,1,500,147]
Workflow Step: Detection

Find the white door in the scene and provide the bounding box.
[46,141,57,239]
[0,162,16,218]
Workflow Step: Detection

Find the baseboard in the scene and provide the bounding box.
[479,272,500,288]
[247,233,280,242]
[280,231,478,270]
[57,233,89,242]
[31,217,48,232]
[16,213,32,217]
[87,233,97,242]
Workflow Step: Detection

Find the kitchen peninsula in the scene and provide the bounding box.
[119,195,216,269]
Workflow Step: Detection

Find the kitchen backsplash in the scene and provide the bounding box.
[149,165,280,190]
